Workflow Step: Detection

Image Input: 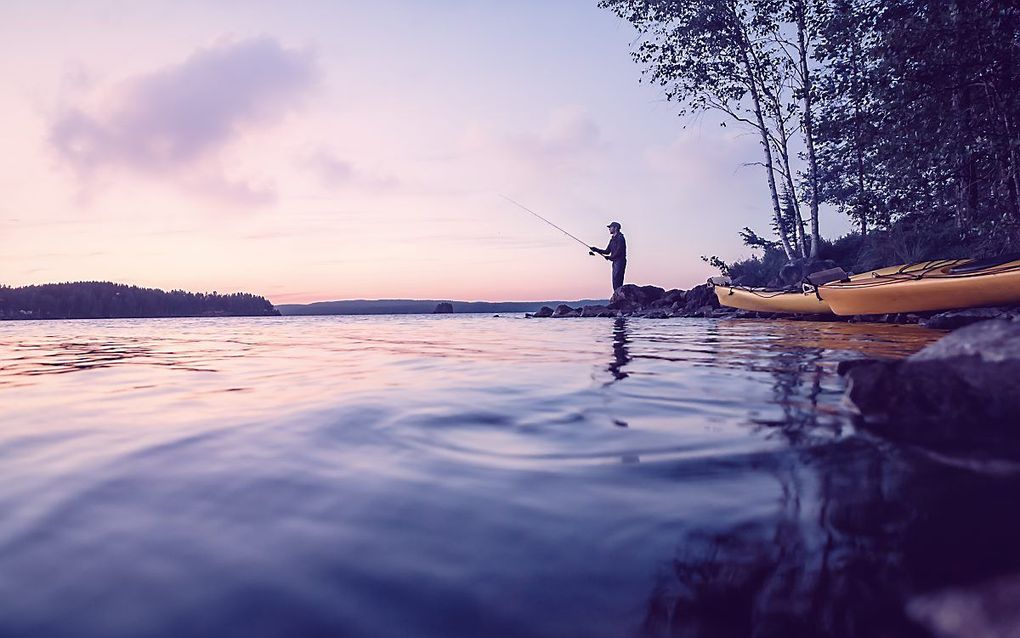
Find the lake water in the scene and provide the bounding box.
[1,315,1018,637]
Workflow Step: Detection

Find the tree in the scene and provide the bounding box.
[601,0,831,260]
[600,0,808,259]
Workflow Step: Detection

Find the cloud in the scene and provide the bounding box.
[459,107,606,187]
[467,106,604,162]
[304,148,401,192]
[513,106,603,157]
[49,36,317,204]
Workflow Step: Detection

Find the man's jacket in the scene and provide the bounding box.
[602,234,627,262]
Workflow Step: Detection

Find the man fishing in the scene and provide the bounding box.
[499,196,628,293]
[590,222,626,292]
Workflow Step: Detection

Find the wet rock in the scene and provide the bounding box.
[433,302,454,314]
[580,305,614,318]
[643,310,669,319]
[680,284,720,316]
[651,288,686,309]
[839,320,1020,443]
[552,304,580,318]
[608,284,666,310]
[908,572,1020,638]
[533,306,554,318]
[921,306,1020,330]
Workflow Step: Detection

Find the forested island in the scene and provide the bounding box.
[602,0,1019,284]
[0,282,279,320]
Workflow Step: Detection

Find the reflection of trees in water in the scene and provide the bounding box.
[639,443,922,638]
[756,346,832,443]
[637,328,1020,637]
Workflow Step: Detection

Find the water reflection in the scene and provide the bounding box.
[637,324,1020,638]
[608,318,631,383]
[2,315,1013,638]
[606,318,632,430]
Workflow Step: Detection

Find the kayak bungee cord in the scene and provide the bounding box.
[827,259,1020,290]
[499,195,593,253]
[718,257,1020,300]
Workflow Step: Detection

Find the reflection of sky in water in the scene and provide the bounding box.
[3,316,1015,638]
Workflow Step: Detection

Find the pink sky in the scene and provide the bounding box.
[0,0,849,303]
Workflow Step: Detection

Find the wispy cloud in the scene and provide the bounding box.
[466,106,604,160]
[304,148,401,193]
[49,36,317,205]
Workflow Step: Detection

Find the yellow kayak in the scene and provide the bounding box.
[713,284,833,314]
[817,257,1020,315]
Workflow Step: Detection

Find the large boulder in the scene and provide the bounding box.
[680,283,721,316]
[608,284,666,311]
[580,304,615,317]
[433,302,454,314]
[839,320,1020,444]
[551,304,580,318]
[651,288,686,309]
[533,306,554,318]
[920,306,1020,330]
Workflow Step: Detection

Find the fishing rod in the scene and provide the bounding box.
[499,194,595,254]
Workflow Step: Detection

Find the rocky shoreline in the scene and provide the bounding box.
[530,283,1020,457]
[525,283,1020,329]
[838,319,1020,455]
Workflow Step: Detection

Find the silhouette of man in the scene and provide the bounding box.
[590,222,627,293]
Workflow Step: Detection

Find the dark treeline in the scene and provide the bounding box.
[601,0,1020,284]
[0,282,280,320]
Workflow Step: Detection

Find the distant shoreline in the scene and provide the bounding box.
[276,299,610,316]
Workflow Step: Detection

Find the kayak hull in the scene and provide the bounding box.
[818,259,1020,315]
[714,285,833,314]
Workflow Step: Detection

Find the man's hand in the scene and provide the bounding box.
[589,246,600,252]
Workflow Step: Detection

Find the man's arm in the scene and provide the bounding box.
[589,244,609,255]
[607,236,624,260]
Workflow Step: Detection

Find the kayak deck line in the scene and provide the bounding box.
[711,257,1020,316]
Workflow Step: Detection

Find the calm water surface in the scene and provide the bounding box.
[1,315,1017,637]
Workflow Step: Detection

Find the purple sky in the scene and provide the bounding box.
[0,0,849,302]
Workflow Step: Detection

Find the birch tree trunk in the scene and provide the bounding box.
[795,1,822,258]
[729,2,796,260]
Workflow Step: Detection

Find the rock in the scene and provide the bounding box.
[651,288,686,308]
[608,284,666,310]
[921,306,1020,330]
[680,284,721,316]
[433,302,454,314]
[908,572,1020,638]
[533,306,554,318]
[580,305,614,318]
[643,310,669,319]
[839,320,1020,443]
[552,304,580,318]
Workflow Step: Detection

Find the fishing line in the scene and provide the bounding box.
[499,195,593,251]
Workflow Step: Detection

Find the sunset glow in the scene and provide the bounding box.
[1,0,850,303]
